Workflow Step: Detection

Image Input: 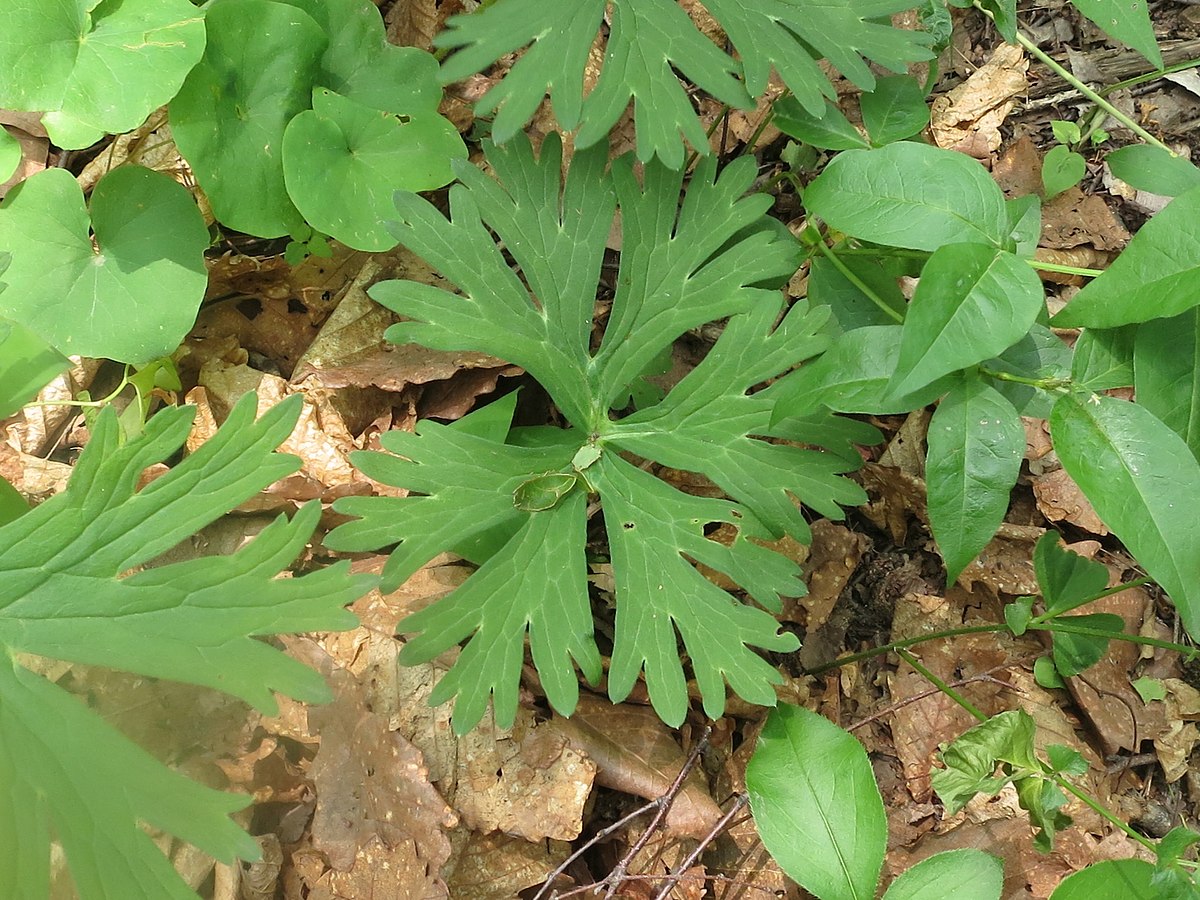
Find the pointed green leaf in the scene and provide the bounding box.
[0,392,370,898]
[927,376,1024,582]
[1033,531,1109,617]
[746,704,886,900]
[171,0,325,237]
[1135,309,1200,459]
[1049,391,1200,638]
[771,325,955,417]
[891,244,1044,396]
[1069,0,1162,68]
[435,0,930,167]
[283,88,466,250]
[804,143,1010,250]
[0,0,205,149]
[861,74,930,146]
[881,849,1002,900]
[0,166,208,363]
[1053,188,1200,328]
[774,95,870,150]
[1107,145,1200,198]
[1050,860,1157,899]
[1073,325,1136,390]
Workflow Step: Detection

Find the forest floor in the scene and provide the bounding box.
[5,0,1200,897]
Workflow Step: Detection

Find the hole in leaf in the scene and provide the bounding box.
[236,298,262,320]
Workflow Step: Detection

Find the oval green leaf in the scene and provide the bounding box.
[882,849,1002,900]
[927,377,1024,583]
[0,167,208,363]
[0,0,205,149]
[284,89,465,251]
[747,704,886,900]
[805,143,1009,251]
[1068,0,1162,69]
[891,244,1044,396]
[171,0,326,237]
[513,471,578,512]
[1049,391,1200,638]
[1053,188,1200,328]
[1042,146,1086,199]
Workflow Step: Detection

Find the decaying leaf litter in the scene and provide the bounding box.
[4,0,1200,896]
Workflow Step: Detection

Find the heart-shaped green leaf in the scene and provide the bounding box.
[0,0,205,149]
[283,88,465,250]
[171,0,326,237]
[0,166,207,363]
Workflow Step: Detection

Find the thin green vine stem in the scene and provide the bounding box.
[1054,776,1158,853]
[1027,260,1105,278]
[897,648,988,721]
[804,624,1005,675]
[977,366,1068,391]
[976,4,1176,155]
[813,240,904,324]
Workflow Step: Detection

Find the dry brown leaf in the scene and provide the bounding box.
[551,695,723,840]
[309,665,456,879]
[931,43,1028,157]
[452,713,597,841]
[443,831,570,900]
[1032,467,1109,535]
[958,524,1044,595]
[1040,187,1131,252]
[787,519,869,629]
[0,122,47,197]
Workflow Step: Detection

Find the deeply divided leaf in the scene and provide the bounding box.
[435,0,931,167]
[329,133,868,732]
[0,393,369,898]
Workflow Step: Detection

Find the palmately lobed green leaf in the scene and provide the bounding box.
[435,0,930,167]
[334,132,870,733]
[0,392,370,899]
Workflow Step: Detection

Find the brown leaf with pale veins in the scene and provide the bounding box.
[551,695,723,840]
[931,43,1027,157]
[443,831,570,900]
[309,666,457,880]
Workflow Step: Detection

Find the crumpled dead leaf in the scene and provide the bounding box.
[551,695,723,840]
[931,44,1028,157]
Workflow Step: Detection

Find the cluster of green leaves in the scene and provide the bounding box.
[326,132,874,733]
[0,0,1196,895]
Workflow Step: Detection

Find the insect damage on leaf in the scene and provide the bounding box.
[327,133,872,733]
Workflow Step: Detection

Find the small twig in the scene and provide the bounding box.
[533,726,713,900]
[600,726,713,900]
[651,794,749,900]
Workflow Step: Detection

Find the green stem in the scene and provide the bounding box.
[1038,620,1198,657]
[814,241,904,324]
[995,16,1174,154]
[1028,260,1105,278]
[23,369,132,410]
[1054,776,1158,853]
[898,648,988,721]
[978,366,1068,391]
[804,624,1005,675]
